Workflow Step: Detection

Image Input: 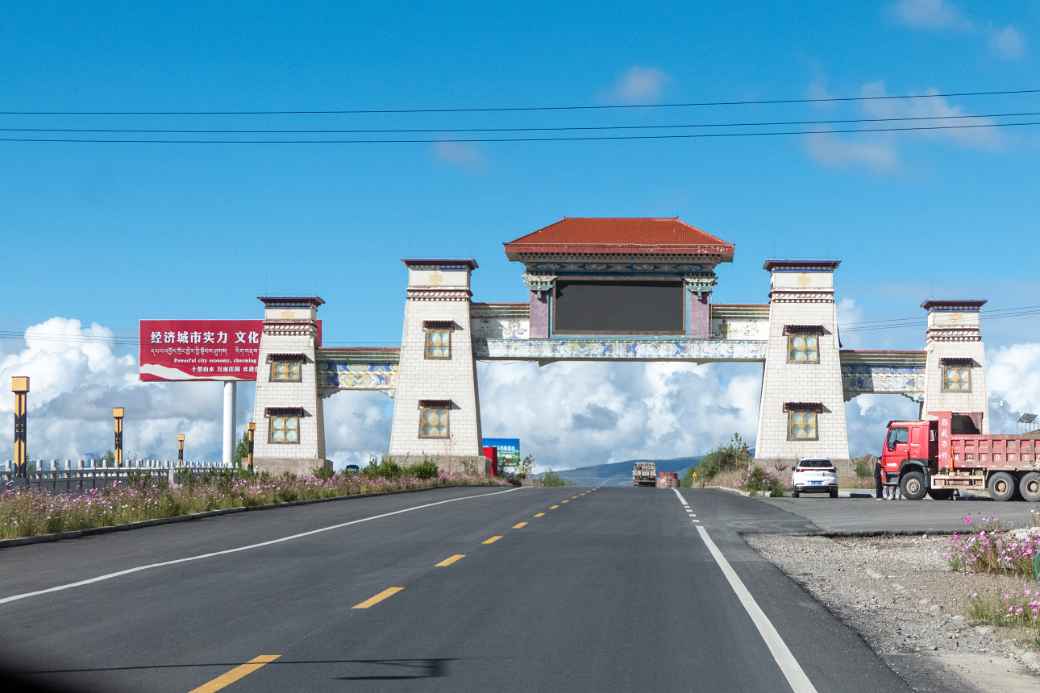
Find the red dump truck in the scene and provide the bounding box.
[880,411,1040,502]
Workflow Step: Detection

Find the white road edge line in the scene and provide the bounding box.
[672,488,817,693]
[0,487,522,607]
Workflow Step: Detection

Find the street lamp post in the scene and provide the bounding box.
[177,433,185,466]
[11,377,29,478]
[112,407,125,468]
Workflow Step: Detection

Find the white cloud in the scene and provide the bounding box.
[12,318,1040,471]
[605,66,670,104]
[989,25,1026,60]
[323,390,393,469]
[805,132,899,173]
[858,81,1002,150]
[887,0,973,31]
[803,79,1003,172]
[987,343,1040,416]
[0,317,231,461]
[837,297,867,348]
[477,361,760,471]
[432,141,485,171]
[887,2,1028,61]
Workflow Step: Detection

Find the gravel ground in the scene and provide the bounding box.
[747,533,1040,692]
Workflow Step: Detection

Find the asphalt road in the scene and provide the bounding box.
[0,486,912,692]
[763,493,1040,533]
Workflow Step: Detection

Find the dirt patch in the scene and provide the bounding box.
[747,533,1040,692]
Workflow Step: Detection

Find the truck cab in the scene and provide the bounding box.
[880,419,938,500]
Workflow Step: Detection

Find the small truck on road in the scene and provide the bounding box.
[881,410,1040,502]
[632,462,657,487]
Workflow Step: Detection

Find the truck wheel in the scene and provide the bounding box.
[899,471,927,500]
[928,489,954,501]
[1019,472,1040,503]
[987,472,1016,502]
[829,489,838,499]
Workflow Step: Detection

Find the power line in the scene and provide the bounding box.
[0,110,1034,135]
[0,120,1037,144]
[1,87,1037,116]
[5,304,1040,346]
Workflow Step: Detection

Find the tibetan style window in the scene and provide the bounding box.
[269,354,304,382]
[265,407,303,444]
[785,403,822,441]
[942,359,973,393]
[785,326,822,364]
[424,321,454,360]
[418,400,451,439]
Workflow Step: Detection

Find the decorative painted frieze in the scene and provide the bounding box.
[709,318,769,341]
[841,364,926,399]
[406,288,471,302]
[526,261,708,274]
[473,337,767,362]
[317,361,398,390]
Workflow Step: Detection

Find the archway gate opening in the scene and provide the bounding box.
[250,218,989,476]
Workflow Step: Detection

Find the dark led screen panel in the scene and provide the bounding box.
[554,281,683,334]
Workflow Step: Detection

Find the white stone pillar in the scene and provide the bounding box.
[222,381,236,466]
[755,260,850,466]
[250,296,326,476]
[389,259,484,475]
[920,300,989,432]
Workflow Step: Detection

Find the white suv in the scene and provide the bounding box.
[791,458,838,498]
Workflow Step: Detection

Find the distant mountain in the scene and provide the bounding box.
[549,456,703,487]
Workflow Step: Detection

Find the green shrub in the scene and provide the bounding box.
[541,469,566,487]
[743,466,785,496]
[687,433,752,486]
[313,463,334,480]
[407,461,439,479]
[364,458,403,479]
[853,455,876,479]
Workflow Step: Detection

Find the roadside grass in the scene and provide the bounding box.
[947,515,1040,579]
[0,469,503,540]
[967,589,1040,648]
[949,515,1040,649]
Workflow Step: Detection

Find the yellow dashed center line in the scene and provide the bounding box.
[561,500,569,504]
[189,654,281,693]
[513,521,528,529]
[352,586,405,609]
[534,512,545,518]
[482,535,504,545]
[435,554,465,567]
[550,504,560,510]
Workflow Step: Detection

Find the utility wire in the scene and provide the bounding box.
[0,110,1035,135]
[5,305,1040,345]
[1,87,1038,116]
[0,120,1037,144]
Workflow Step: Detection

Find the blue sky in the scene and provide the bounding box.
[2,1,1039,466]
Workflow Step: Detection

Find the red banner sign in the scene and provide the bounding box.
[139,320,264,382]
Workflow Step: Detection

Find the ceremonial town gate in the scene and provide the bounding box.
[250,218,989,475]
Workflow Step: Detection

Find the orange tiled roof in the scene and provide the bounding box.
[504,217,734,260]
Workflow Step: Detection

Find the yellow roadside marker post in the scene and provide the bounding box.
[112,407,125,467]
[11,377,29,478]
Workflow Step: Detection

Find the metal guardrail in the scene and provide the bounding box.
[1,460,234,494]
